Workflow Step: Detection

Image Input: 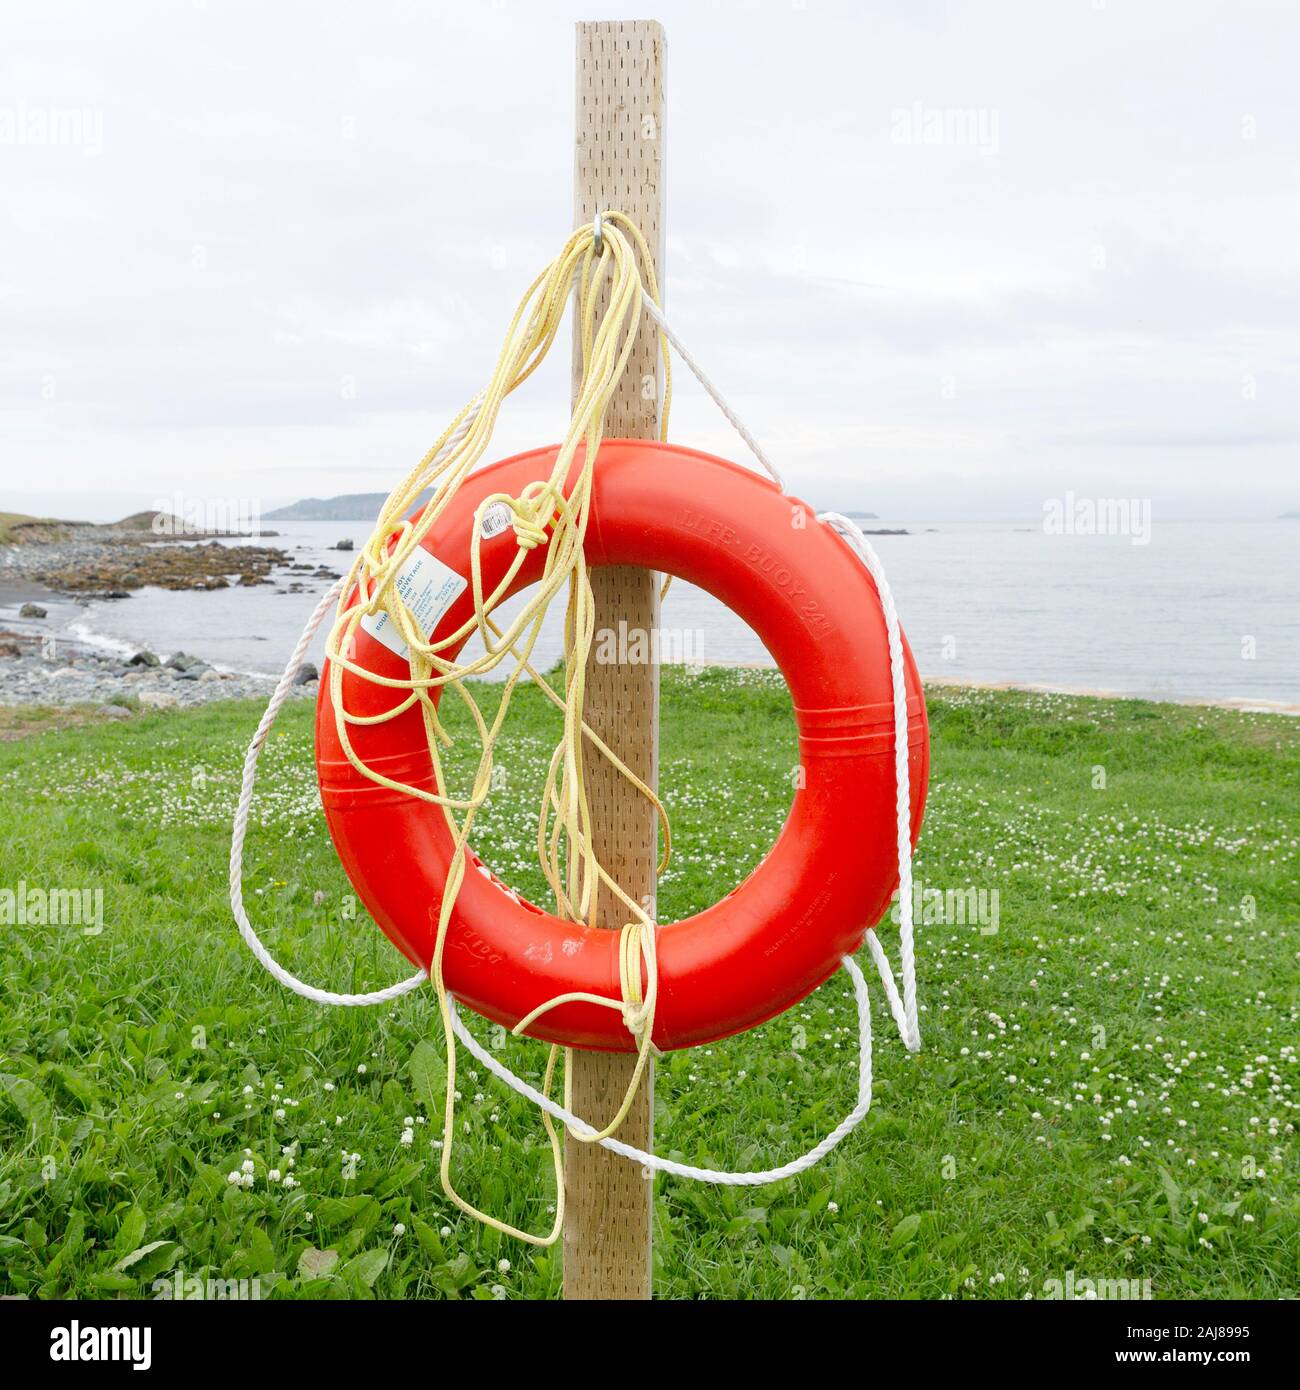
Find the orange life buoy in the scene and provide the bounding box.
[316,441,928,1052]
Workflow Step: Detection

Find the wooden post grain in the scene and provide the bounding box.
[565,18,665,1302]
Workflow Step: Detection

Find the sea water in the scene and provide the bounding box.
[49,518,1300,709]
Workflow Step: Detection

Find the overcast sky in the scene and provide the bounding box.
[2,0,1298,521]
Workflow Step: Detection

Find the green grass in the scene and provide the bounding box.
[0,671,1296,1300]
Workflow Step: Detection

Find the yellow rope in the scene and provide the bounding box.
[322,214,670,1244]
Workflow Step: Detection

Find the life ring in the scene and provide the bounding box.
[316,441,928,1052]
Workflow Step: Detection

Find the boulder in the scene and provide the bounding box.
[335,539,354,551]
[137,689,178,710]
[19,602,47,619]
[293,662,319,685]
[96,703,132,720]
[128,650,161,668]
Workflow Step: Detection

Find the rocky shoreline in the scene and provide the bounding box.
[0,512,341,598]
[0,613,319,712]
[0,509,344,712]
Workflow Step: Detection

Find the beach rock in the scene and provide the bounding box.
[19,602,47,619]
[0,640,20,658]
[175,664,212,681]
[137,689,179,710]
[198,668,222,682]
[294,662,319,686]
[335,539,354,551]
[96,703,132,719]
[164,651,202,672]
[25,537,289,597]
[128,650,161,668]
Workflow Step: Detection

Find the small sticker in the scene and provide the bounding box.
[360,546,467,658]
[480,501,512,539]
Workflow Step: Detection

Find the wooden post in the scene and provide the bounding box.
[564,18,665,1302]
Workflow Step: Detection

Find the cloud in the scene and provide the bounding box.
[1,0,1298,520]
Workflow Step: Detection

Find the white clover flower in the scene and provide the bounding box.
[357,1064,367,1074]
[498,1258,511,1274]
[827,1201,839,1213]
[400,1127,414,1147]
[393,1223,406,1237]
[268,1169,281,1183]
[274,1108,286,1121]
[226,1171,242,1185]
[241,1159,255,1175]
[440,1225,452,1238]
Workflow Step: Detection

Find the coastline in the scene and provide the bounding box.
[921,673,1300,718]
[684,663,1300,717]
[4,516,1296,720]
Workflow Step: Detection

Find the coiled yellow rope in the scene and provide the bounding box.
[322,214,672,1243]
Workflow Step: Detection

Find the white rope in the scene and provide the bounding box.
[228,574,428,1006]
[229,297,922,1185]
[450,952,874,1183]
[640,293,785,492]
[226,395,493,1007]
[818,511,921,1053]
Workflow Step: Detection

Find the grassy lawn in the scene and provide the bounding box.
[0,670,1296,1300]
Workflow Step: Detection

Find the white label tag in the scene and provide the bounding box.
[480,501,512,539]
[360,547,467,659]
